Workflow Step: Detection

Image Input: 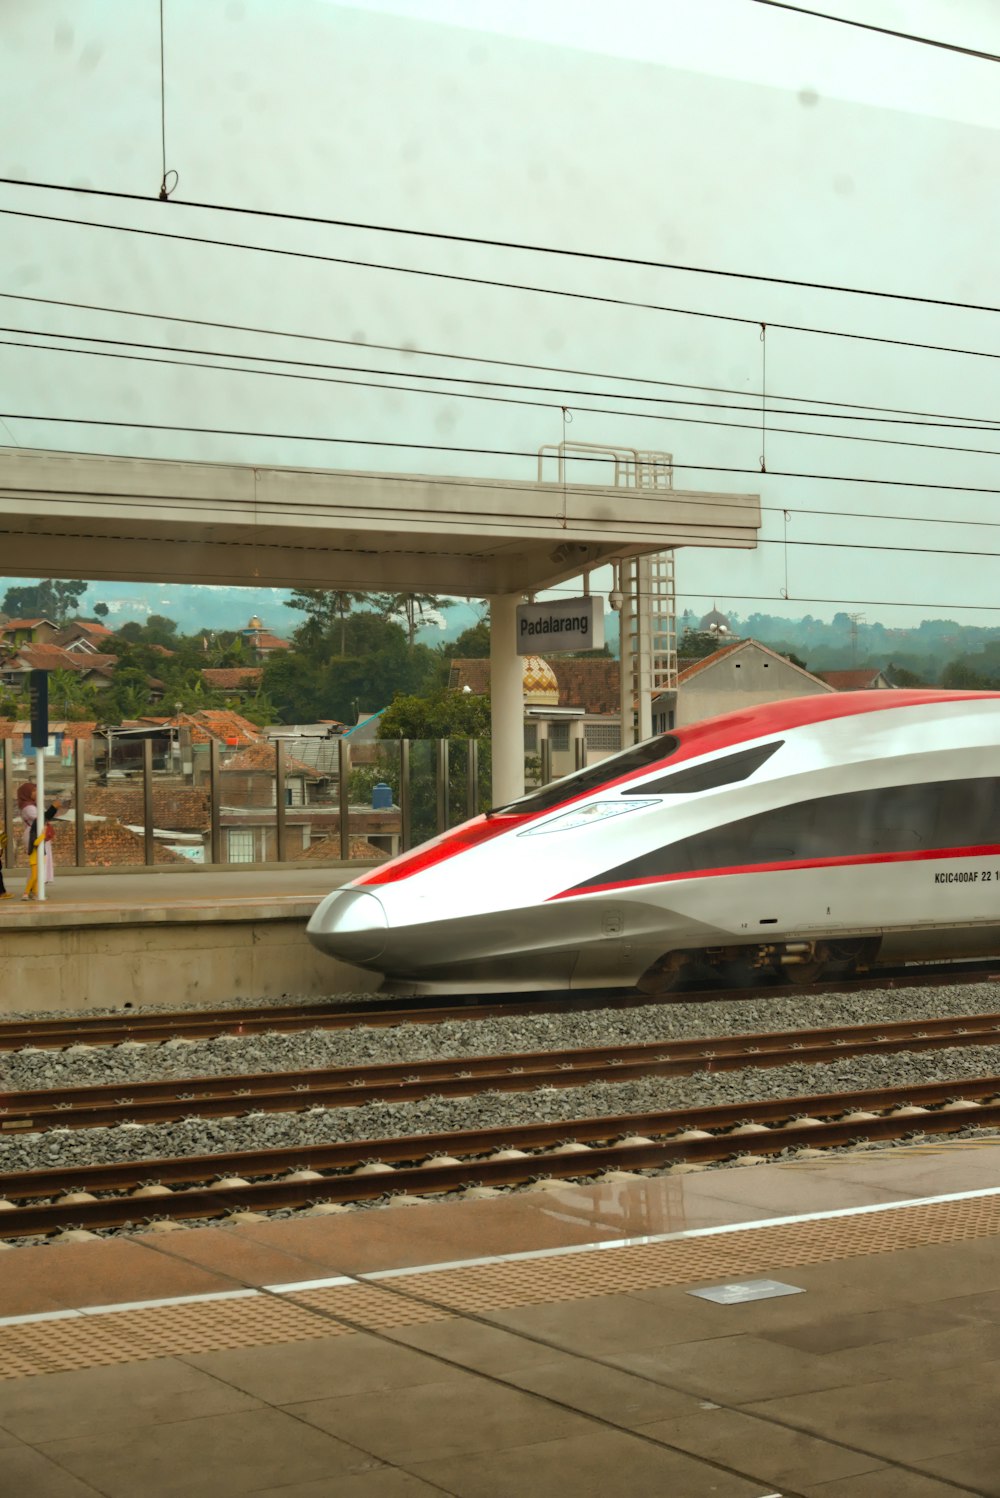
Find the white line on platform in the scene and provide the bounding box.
[6,1181,1000,1329]
[360,1183,1000,1280]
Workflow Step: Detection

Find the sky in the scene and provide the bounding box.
[2,0,1000,627]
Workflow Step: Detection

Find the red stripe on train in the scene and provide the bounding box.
[552,842,1000,899]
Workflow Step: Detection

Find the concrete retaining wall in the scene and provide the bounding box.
[3,914,378,1013]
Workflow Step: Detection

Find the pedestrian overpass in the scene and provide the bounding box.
[0,443,761,803]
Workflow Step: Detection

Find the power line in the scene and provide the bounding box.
[749,0,1000,65]
[1,174,998,318]
[9,421,1000,539]
[3,205,1000,368]
[5,289,999,431]
[7,409,1000,503]
[5,316,999,435]
[8,331,1000,464]
[0,503,994,614]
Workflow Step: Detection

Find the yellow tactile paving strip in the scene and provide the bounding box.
[0,1295,348,1381]
[4,1194,1000,1381]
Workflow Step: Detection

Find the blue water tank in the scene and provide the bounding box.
[371,782,393,810]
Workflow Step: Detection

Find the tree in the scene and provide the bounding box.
[678,629,730,660]
[287,587,366,654]
[374,592,446,648]
[93,602,110,619]
[2,579,87,624]
[450,618,491,657]
[378,687,491,740]
[940,661,988,690]
[886,662,924,687]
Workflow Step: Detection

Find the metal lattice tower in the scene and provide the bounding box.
[534,442,679,747]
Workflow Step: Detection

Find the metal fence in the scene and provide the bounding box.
[0,735,578,870]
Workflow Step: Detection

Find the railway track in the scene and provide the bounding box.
[2,1073,997,1239]
[4,1009,1000,1133]
[4,960,1000,1050]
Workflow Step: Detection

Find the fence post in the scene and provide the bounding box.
[399,739,411,852]
[466,738,479,819]
[1,741,12,869]
[74,737,86,867]
[274,739,287,864]
[575,735,587,772]
[540,737,552,786]
[338,737,351,860]
[142,738,155,867]
[209,739,222,864]
[435,738,449,833]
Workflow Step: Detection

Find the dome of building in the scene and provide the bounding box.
[522,655,559,704]
[247,615,263,631]
[698,606,732,637]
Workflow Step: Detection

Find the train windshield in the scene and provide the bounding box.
[488,733,679,817]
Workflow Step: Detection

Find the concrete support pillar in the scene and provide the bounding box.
[488,593,524,806]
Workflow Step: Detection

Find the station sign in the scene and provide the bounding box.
[516,596,604,655]
[29,669,49,750]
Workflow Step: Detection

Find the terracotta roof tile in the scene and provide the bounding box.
[222,741,318,775]
[449,658,620,715]
[1,817,189,868]
[202,668,264,689]
[294,834,388,862]
[818,669,894,691]
[82,786,210,832]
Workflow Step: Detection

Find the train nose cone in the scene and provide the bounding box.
[307,889,388,963]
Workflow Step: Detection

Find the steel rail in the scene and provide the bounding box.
[2,1093,998,1239]
[3,1012,1000,1133]
[3,960,1000,1051]
[2,1072,998,1206]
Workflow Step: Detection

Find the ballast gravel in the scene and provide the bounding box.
[1,1038,999,1177]
[4,981,1000,1093]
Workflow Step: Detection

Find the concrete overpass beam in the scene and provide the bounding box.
[488,593,524,808]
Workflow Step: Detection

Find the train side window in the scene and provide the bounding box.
[571,776,1000,891]
[623,741,782,796]
[490,732,679,816]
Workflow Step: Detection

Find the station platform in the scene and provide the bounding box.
[3,1142,1000,1496]
[0,866,376,1011]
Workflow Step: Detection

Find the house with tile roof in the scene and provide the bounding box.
[58,619,117,651]
[652,639,834,732]
[201,666,264,698]
[0,617,59,646]
[817,668,896,692]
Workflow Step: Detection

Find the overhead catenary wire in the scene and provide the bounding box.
[7,321,997,433]
[2,174,1000,318]
[9,421,1000,540]
[9,410,1000,508]
[0,505,995,618]
[4,205,1000,368]
[749,0,1000,66]
[8,331,1000,464]
[4,290,999,431]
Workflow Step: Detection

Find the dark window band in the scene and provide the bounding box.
[574,774,1000,891]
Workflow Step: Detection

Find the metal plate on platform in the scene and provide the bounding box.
[688,1278,805,1304]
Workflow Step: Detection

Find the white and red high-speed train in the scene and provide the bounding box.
[307,690,1000,992]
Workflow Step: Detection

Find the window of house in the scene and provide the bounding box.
[584,722,622,752]
[523,723,538,752]
[227,828,256,863]
[549,722,570,752]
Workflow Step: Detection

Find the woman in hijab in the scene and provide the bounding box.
[17,781,56,900]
